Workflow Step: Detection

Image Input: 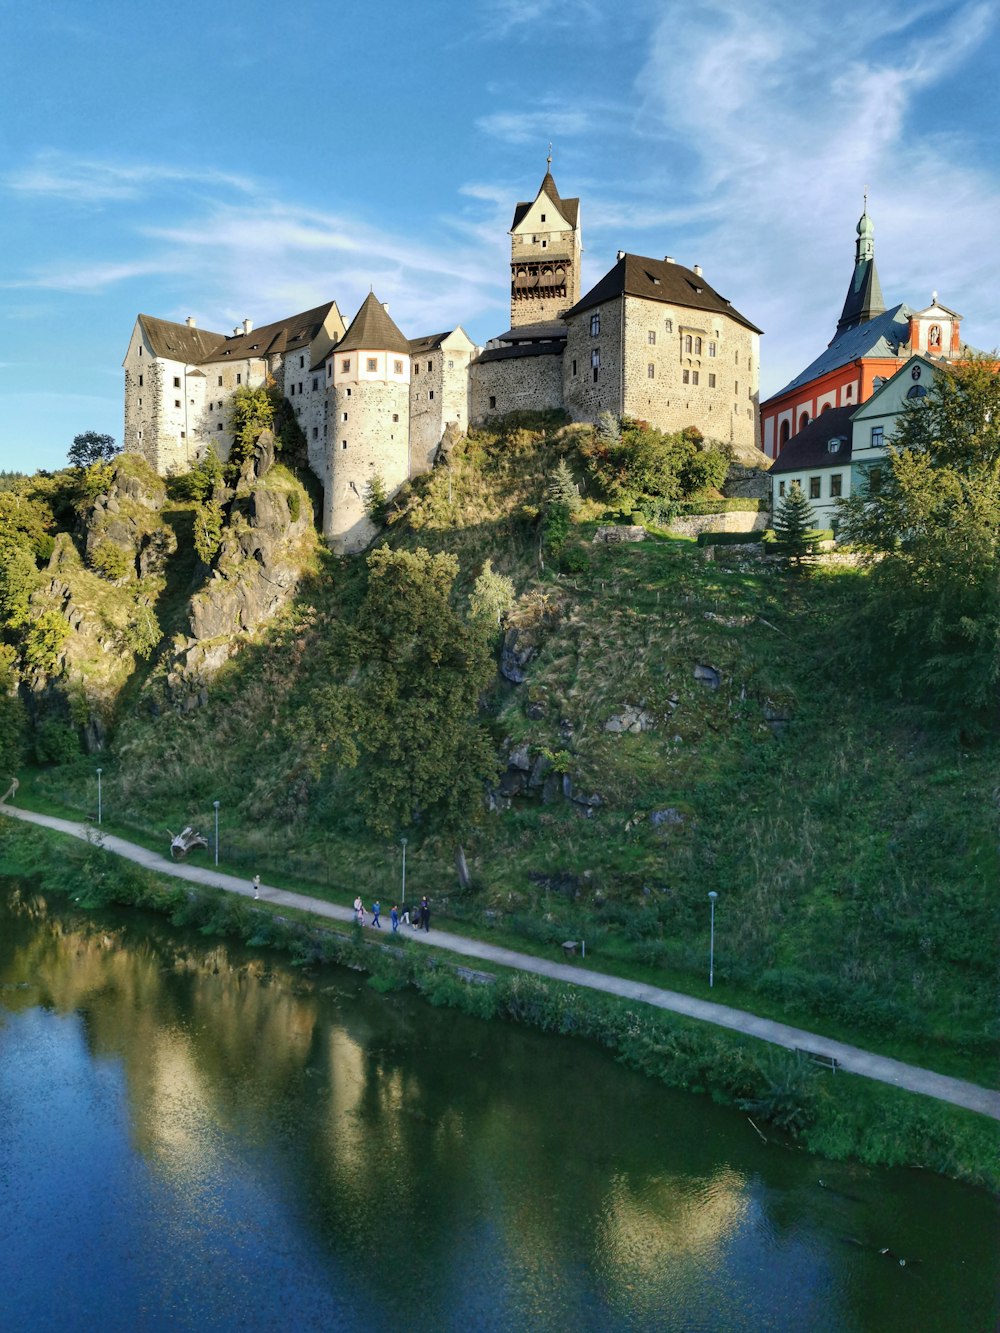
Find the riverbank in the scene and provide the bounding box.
[2,810,998,1189]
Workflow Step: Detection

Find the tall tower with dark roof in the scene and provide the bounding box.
[508,155,582,327]
[834,199,886,337]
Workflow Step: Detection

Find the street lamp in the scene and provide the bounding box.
[213,800,220,867]
[400,837,407,905]
[96,768,103,826]
[708,891,718,988]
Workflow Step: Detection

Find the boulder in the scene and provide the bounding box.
[604,704,655,734]
[500,627,535,684]
[593,525,646,544]
[650,808,685,828]
[694,663,721,690]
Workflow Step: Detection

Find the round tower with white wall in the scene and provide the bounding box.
[326,293,411,554]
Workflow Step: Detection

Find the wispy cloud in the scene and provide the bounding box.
[475,109,593,147]
[5,152,257,203]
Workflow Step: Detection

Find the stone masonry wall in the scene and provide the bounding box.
[469,351,564,425]
[562,298,625,423]
[667,510,769,538]
[327,375,410,553]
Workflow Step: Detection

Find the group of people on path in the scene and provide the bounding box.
[353,895,431,933]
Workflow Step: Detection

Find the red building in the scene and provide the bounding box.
[762,207,966,458]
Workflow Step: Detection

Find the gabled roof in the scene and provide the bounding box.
[563,254,762,333]
[409,331,453,354]
[767,304,913,402]
[337,293,411,355]
[206,301,341,362]
[137,316,227,363]
[770,406,854,474]
[511,170,580,230]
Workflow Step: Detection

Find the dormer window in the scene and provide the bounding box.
[827,438,843,453]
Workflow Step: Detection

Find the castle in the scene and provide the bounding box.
[123,162,762,552]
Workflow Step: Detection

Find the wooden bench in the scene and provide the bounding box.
[796,1047,839,1073]
[562,940,579,958]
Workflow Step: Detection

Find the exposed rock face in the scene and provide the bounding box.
[80,458,174,579]
[694,663,721,690]
[593,525,646,544]
[604,705,655,734]
[500,627,535,683]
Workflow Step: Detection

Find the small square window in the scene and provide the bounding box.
[174,399,181,408]
[341,440,348,450]
[342,358,351,373]
[392,413,399,423]
[489,395,496,410]
[217,423,223,431]
[173,376,181,388]
[393,359,403,375]
[367,357,378,372]
[647,363,655,378]
[540,213,546,222]
[648,330,656,345]
[180,430,186,439]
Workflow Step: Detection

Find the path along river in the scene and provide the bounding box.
[0,881,996,1332]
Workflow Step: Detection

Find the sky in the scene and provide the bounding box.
[1,0,998,474]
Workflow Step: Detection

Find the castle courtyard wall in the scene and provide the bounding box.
[469,351,564,424]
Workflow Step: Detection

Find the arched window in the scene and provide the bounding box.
[928,323,942,350]
[906,384,927,399]
[694,337,702,354]
[779,420,790,450]
[799,412,810,431]
[684,335,692,353]
[820,403,831,414]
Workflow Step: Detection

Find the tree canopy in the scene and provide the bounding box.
[68,431,118,469]
[838,357,1000,723]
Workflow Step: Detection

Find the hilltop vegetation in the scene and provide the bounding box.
[1,406,997,1092]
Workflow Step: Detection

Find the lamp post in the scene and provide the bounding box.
[708,891,718,988]
[400,837,407,905]
[213,800,220,867]
[96,768,102,826]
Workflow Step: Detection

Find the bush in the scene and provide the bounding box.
[34,717,80,765]
[90,540,133,582]
[676,497,764,514]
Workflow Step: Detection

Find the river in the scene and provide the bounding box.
[0,883,996,1332]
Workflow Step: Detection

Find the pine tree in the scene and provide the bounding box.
[773,481,816,566]
[546,457,580,511]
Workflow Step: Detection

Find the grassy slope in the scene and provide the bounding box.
[24,421,999,1086]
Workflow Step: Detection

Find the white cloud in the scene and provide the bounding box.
[4,152,257,203]
[475,109,593,147]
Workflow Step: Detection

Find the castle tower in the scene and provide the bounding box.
[327,293,411,554]
[834,197,886,337]
[509,154,582,327]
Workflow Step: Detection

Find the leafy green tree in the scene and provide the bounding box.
[90,540,133,583]
[342,547,499,839]
[838,357,1000,719]
[193,498,225,565]
[773,481,817,566]
[21,611,70,675]
[173,447,224,502]
[0,649,26,774]
[581,417,727,509]
[68,431,118,469]
[469,559,516,632]
[227,386,275,469]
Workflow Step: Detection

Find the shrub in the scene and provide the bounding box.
[90,540,133,582]
[34,717,80,765]
[696,530,764,546]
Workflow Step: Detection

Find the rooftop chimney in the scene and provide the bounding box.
[243,318,253,334]
[186,316,196,327]
[382,302,390,313]
[616,250,626,261]
[233,327,241,337]
[665,256,675,264]
[693,264,703,276]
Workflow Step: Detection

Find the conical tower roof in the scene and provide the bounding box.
[835,202,886,336]
[337,292,410,355]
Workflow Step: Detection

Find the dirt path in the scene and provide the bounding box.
[3,802,998,1121]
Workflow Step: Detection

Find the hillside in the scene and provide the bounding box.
[4,417,998,1088]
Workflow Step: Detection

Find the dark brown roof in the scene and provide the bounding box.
[496,320,567,343]
[511,170,580,230]
[337,293,411,355]
[474,342,565,365]
[769,407,854,474]
[563,254,762,334]
[408,331,452,354]
[138,316,227,362]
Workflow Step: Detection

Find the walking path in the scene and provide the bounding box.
[2,802,998,1121]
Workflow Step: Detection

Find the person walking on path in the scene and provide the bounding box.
[252,874,261,900]
[371,900,382,929]
[390,905,399,933]
[353,895,365,926]
[420,895,430,932]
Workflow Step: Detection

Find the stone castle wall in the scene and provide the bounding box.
[327,369,410,553]
[562,298,625,423]
[470,351,564,424]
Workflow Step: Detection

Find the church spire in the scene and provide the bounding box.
[835,196,886,336]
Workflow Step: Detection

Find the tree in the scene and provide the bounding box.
[68,431,118,469]
[546,457,581,512]
[772,482,817,566]
[837,357,1000,720]
[342,547,499,839]
[363,473,389,525]
[227,386,275,469]
[469,559,515,632]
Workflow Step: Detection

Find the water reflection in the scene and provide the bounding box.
[1,885,997,1332]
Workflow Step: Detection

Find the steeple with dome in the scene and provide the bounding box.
[834,196,886,337]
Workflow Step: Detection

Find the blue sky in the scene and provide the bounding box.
[2,0,998,474]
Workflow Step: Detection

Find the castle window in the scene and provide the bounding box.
[708,341,716,358]
[809,476,821,499]
[427,361,432,371]
[341,440,348,450]
[180,430,186,439]
[298,382,303,394]
[367,358,378,372]
[830,474,842,497]
[342,359,351,372]
[393,360,403,375]
[540,213,546,222]
[735,381,739,395]
[684,335,692,353]
[867,466,883,493]
[218,376,223,386]
[736,350,740,363]
[341,412,348,422]
[683,369,690,384]
[236,373,241,384]
[648,364,655,378]
[572,359,577,376]
[429,390,434,400]
[138,374,143,387]
[590,313,600,336]
[648,330,656,345]
[708,373,716,388]
[312,427,319,439]
[346,387,351,397]
[174,399,181,408]
[299,357,305,368]
[392,413,399,423]
[592,348,600,382]
[695,338,702,354]
[138,398,142,407]
[289,384,294,396]
[447,360,454,370]
[541,240,547,248]
[138,346,142,356]
[665,319,673,334]
[313,378,318,391]
[489,395,496,410]
[413,363,419,374]
[871,426,884,448]
[692,371,699,386]
[173,377,181,388]
[217,423,223,431]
